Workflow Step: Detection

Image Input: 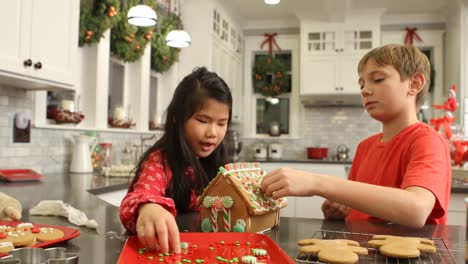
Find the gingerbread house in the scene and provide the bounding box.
[196,162,287,233]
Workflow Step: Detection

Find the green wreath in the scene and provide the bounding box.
[79,0,120,46]
[253,55,290,97]
[150,13,181,73]
[110,0,156,62]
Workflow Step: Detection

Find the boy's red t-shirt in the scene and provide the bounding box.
[346,122,452,224]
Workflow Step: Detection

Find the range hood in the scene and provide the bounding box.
[300,93,362,107]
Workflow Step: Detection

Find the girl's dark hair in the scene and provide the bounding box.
[128,67,232,213]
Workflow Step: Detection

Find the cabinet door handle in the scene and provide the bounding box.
[23,59,32,67]
[34,62,42,70]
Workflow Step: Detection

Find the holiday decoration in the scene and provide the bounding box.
[404,27,423,45]
[52,109,85,125]
[261,33,281,54]
[108,117,136,129]
[253,55,290,97]
[429,84,468,166]
[151,13,181,73]
[79,0,120,46]
[430,84,457,140]
[110,0,156,62]
[253,33,289,97]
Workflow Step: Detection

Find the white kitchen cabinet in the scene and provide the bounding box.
[0,0,79,90]
[302,25,376,56]
[299,14,382,102]
[179,0,243,123]
[260,162,349,219]
[301,54,361,95]
[447,193,466,228]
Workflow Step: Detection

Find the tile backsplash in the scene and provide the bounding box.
[240,107,381,161]
[0,85,157,174]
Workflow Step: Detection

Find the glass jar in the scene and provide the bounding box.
[98,143,112,173]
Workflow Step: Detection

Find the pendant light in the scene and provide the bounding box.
[127,1,157,27]
[166,0,191,48]
[264,0,280,5]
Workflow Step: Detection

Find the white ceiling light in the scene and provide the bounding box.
[264,0,280,5]
[166,30,191,48]
[127,4,157,27]
[165,0,191,48]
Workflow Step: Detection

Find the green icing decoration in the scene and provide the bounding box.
[219,166,227,174]
[222,196,234,208]
[233,223,245,232]
[201,218,213,232]
[180,242,189,249]
[203,196,214,208]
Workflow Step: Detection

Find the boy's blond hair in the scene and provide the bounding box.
[358,44,431,110]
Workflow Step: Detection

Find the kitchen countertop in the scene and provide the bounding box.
[0,172,466,263]
[253,158,353,164]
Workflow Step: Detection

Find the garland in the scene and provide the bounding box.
[253,55,290,97]
[79,0,120,46]
[110,0,156,62]
[150,13,181,73]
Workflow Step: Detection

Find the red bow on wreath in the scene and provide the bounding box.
[261,33,281,55]
[404,27,423,45]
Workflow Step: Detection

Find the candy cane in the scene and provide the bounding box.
[211,206,218,232]
[222,207,231,231]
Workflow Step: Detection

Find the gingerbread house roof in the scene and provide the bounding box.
[196,162,287,216]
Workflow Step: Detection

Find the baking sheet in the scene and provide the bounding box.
[118,232,295,264]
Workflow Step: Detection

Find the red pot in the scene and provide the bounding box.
[307,147,328,159]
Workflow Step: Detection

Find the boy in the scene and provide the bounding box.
[260,44,451,228]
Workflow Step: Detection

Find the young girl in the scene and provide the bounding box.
[120,67,232,253]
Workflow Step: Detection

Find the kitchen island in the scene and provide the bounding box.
[0,172,465,263]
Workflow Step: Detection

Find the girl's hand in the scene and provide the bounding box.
[136,203,180,254]
[260,168,316,198]
[321,199,351,219]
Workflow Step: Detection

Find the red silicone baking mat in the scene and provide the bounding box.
[0,169,44,182]
[0,220,80,256]
[118,232,295,264]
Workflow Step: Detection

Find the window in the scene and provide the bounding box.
[253,51,292,136]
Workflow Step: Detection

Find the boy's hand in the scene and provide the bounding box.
[321,199,351,219]
[136,203,180,254]
[260,168,315,198]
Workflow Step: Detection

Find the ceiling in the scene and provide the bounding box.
[222,0,452,22]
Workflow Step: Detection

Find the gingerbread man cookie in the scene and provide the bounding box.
[299,239,368,264]
[0,241,14,254]
[0,228,36,247]
[368,235,436,258]
[34,227,64,242]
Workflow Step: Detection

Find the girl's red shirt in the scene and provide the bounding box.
[119,150,198,233]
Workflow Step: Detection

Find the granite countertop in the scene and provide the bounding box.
[0,173,466,263]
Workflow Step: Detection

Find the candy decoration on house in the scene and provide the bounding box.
[110,0,156,62]
[79,0,120,46]
[151,13,181,73]
[253,33,290,97]
[197,162,287,233]
[404,27,423,45]
[430,84,457,140]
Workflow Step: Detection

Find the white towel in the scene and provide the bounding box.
[29,200,98,229]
